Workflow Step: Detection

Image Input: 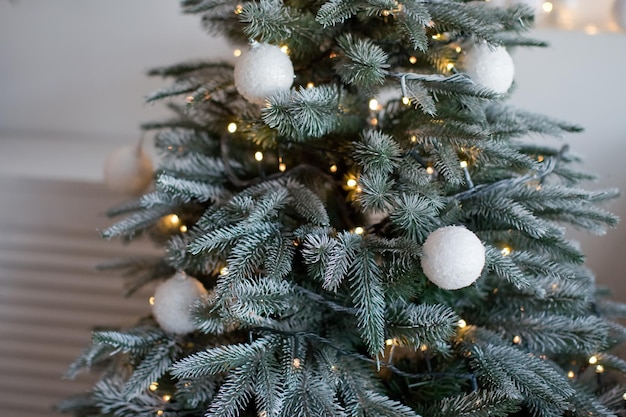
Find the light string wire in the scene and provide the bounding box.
[253,325,480,391]
[450,145,567,202]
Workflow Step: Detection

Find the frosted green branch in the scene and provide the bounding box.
[171,336,274,379]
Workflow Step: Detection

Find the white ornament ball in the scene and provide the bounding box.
[461,43,515,94]
[152,272,208,334]
[103,144,153,195]
[421,226,486,290]
[234,42,295,105]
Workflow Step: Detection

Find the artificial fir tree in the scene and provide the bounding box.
[60,1,626,416]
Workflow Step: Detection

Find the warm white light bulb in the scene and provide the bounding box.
[409,56,417,64]
[369,99,379,111]
[460,161,468,168]
[458,319,467,328]
[329,164,338,173]
[233,49,242,57]
[346,178,358,188]
[501,246,512,256]
[254,151,264,162]
[279,163,287,172]
[589,355,598,365]
[354,226,365,235]
[280,45,289,54]
[220,267,229,276]
[542,2,553,13]
[567,370,575,379]
[227,122,237,133]
[402,96,410,105]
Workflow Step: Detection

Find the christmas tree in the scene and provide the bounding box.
[60,1,626,416]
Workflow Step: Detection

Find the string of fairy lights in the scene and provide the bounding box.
[162,7,573,273]
[107,0,624,229]
[104,4,625,411]
[146,0,623,248]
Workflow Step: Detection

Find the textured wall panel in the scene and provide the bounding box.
[0,178,160,417]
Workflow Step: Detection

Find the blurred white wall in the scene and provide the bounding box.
[0,0,230,179]
[0,1,625,291]
[507,31,626,297]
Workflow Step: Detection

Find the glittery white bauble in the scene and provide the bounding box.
[461,43,515,94]
[103,145,153,195]
[234,42,295,105]
[152,272,208,334]
[421,226,486,290]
